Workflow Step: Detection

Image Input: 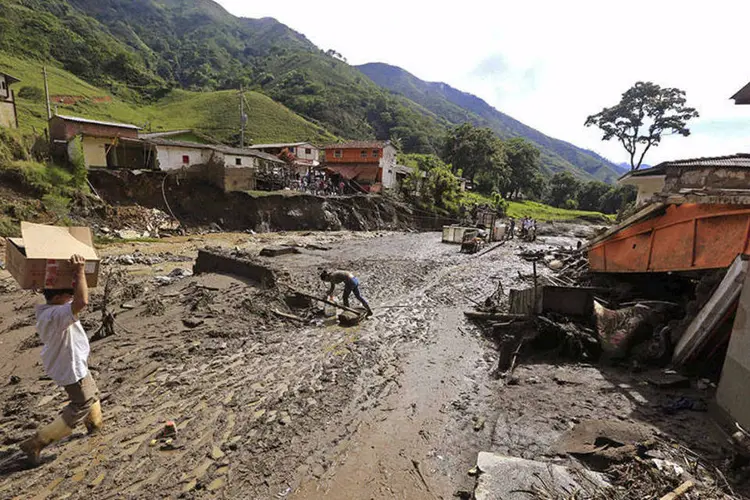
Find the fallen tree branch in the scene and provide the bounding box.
[272,309,304,322]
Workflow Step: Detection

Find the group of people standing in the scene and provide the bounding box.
[291,171,346,196]
[506,216,537,241]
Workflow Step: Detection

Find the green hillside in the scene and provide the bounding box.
[1,0,621,177]
[357,63,622,184]
[0,53,333,144]
[0,0,445,153]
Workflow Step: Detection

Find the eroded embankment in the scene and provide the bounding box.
[88,169,449,232]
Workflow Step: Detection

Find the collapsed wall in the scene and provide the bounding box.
[88,169,448,232]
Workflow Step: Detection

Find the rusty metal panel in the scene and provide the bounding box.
[695,214,748,269]
[601,231,652,272]
[588,246,606,270]
[589,204,750,273]
[650,221,694,271]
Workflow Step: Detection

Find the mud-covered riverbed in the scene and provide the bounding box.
[0,229,738,499]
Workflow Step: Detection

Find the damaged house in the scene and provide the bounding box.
[321,141,413,192]
[586,150,750,431]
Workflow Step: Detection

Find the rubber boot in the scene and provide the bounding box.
[19,416,73,466]
[84,401,103,434]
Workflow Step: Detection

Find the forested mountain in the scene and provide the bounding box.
[0,0,618,181]
[357,63,622,183]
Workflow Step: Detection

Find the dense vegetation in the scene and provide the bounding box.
[357,62,623,183]
[544,171,636,215]
[0,0,624,172]
[0,53,334,144]
[0,0,446,152]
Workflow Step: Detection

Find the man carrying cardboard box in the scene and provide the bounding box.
[19,254,102,466]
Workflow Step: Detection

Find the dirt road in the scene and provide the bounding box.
[0,229,737,499]
[0,230,539,499]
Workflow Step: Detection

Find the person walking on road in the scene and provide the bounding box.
[19,254,102,466]
[507,218,515,240]
[320,270,373,317]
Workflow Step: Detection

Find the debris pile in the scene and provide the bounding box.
[94,205,180,239]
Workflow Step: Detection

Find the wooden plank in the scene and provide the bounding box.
[673,255,749,365]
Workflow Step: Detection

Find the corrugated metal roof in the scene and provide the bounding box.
[216,146,285,163]
[146,138,214,149]
[249,142,312,149]
[1,72,20,84]
[323,140,389,150]
[139,129,193,139]
[658,153,750,169]
[54,114,141,130]
[144,139,284,163]
[732,81,750,105]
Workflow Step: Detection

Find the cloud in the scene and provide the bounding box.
[471,54,510,78]
[215,0,750,165]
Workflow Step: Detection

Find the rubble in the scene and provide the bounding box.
[473,452,610,500]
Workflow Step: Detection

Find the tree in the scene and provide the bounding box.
[585,82,699,171]
[502,138,541,199]
[599,185,637,214]
[546,172,581,208]
[577,181,611,211]
[526,173,547,201]
[442,123,508,194]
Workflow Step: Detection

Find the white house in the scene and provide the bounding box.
[147,139,215,171]
[249,142,320,175]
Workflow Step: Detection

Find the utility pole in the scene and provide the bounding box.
[239,85,245,148]
[42,66,52,120]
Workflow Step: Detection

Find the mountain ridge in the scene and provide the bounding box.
[356,62,622,183]
[1,0,620,183]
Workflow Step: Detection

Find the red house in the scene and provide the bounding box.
[322,141,398,192]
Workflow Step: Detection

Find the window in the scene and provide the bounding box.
[182,155,189,164]
[235,158,242,166]
[305,148,312,155]
[372,149,379,158]
[334,150,342,158]
[361,150,368,158]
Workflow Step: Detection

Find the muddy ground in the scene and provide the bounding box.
[0,229,744,499]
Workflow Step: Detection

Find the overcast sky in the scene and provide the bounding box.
[216,0,750,166]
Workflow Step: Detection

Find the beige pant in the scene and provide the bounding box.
[61,373,100,428]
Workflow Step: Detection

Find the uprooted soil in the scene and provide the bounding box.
[0,230,745,499]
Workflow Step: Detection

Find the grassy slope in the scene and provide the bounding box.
[506,200,614,222]
[0,53,334,144]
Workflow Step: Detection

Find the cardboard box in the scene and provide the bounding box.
[5,222,100,289]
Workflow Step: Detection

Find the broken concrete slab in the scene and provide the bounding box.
[552,419,655,469]
[474,452,609,500]
[259,246,301,257]
[193,249,276,288]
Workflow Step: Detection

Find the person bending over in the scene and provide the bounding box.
[320,270,373,317]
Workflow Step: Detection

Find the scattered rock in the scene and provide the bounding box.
[473,416,486,432]
[210,445,225,460]
[207,477,225,491]
[89,472,106,487]
[279,412,292,426]
[9,375,20,385]
[183,318,205,329]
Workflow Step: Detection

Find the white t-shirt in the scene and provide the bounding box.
[35,302,90,386]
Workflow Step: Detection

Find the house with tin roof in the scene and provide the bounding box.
[620,154,750,206]
[321,140,409,192]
